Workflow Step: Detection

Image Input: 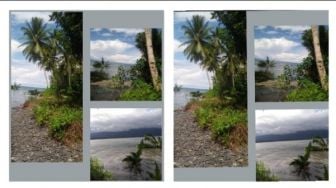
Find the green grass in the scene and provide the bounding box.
[120,80,161,101]
[193,95,247,147]
[256,161,278,181]
[286,79,328,101]
[32,90,82,141]
[90,157,113,181]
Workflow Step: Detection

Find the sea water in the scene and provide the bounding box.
[90,137,162,180]
[256,139,328,181]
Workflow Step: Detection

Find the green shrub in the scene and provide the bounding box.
[90,157,112,181]
[210,108,247,145]
[286,79,328,101]
[120,80,161,101]
[33,101,82,140]
[48,107,82,140]
[255,70,274,82]
[194,101,247,146]
[33,105,52,126]
[256,161,278,181]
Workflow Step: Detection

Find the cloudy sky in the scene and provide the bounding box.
[90,28,143,64]
[256,109,328,137]
[254,25,309,63]
[174,11,217,90]
[11,11,53,88]
[90,108,162,133]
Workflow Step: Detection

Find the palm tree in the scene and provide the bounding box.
[20,17,50,87]
[257,56,275,72]
[140,134,162,149]
[290,142,312,180]
[144,28,161,91]
[147,162,161,180]
[180,15,212,88]
[311,136,328,151]
[311,25,328,91]
[122,147,143,178]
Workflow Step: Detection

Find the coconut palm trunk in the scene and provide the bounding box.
[311,25,328,91]
[144,28,161,91]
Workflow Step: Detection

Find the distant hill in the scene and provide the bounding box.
[91,127,162,140]
[256,129,328,143]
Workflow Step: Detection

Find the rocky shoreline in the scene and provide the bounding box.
[174,109,248,167]
[11,107,82,162]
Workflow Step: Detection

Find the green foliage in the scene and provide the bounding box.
[33,95,82,140]
[277,65,293,89]
[194,97,247,146]
[256,161,278,181]
[147,162,161,181]
[123,147,143,177]
[120,80,161,101]
[255,70,274,82]
[311,136,328,151]
[290,142,312,180]
[286,79,328,101]
[91,70,109,82]
[316,165,329,180]
[90,157,112,181]
[140,135,162,149]
[48,106,82,140]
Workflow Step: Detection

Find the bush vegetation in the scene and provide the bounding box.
[256,161,278,181]
[286,79,328,101]
[90,157,113,181]
[120,80,161,101]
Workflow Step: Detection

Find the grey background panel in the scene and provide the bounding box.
[10,10,164,181]
[175,10,328,182]
[84,11,163,28]
[84,10,164,181]
[248,10,328,182]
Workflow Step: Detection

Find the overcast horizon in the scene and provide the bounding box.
[90,108,162,135]
[256,109,328,138]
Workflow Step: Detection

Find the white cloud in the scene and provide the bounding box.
[90,39,141,64]
[109,28,144,35]
[91,39,133,53]
[11,11,52,23]
[174,59,210,89]
[11,39,25,54]
[256,109,328,136]
[11,62,49,88]
[90,108,162,133]
[174,39,184,53]
[174,11,214,22]
[274,25,310,33]
[255,37,308,63]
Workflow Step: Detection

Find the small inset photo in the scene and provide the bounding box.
[90,108,163,181]
[255,25,328,102]
[90,28,162,101]
[256,109,328,181]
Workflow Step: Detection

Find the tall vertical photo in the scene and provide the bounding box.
[174,11,247,168]
[10,11,83,162]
